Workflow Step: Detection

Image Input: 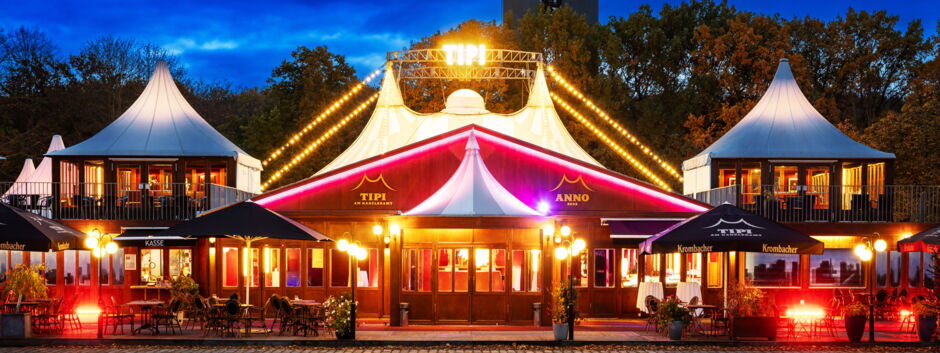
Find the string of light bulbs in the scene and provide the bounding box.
[551,92,673,191]
[546,66,683,182]
[261,92,381,190]
[262,69,383,167]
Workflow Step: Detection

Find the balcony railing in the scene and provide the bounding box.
[686,184,940,223]
[0,182,255,221]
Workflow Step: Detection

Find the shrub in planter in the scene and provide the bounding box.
[655,297,690,340]
[550,280,580,340]
[726,280,776,341]
[1,264,47,338]
[843,302,868,342]
[169,275,200,317]
[323,293,356,339]
[912,301,938,342]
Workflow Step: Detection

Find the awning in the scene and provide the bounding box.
[898,226,940,253]
[114,227,195,247]
[604,219,683,239]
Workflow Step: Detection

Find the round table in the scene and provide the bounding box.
[636,282,664,313]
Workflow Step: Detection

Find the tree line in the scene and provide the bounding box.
[1,0,937,190]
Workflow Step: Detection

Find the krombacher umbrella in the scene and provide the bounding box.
[0,203,86,251]
[897,225,940,253]
[639,203,823,255]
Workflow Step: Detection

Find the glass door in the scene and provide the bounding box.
[471,247,507,323]
[435,247,470,323]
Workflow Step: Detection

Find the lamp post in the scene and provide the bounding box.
[854,232,886,342]
[85,228,117,339]
[550,224,584,341]
[337,232,368,339]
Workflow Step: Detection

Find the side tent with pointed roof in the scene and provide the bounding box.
[48,61,262,193]
[682,59,895,195]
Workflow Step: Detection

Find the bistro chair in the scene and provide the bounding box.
[242,305,269,336]
[100,297,134,335]
[201,305,226,337]
[58,295,82,330]
[265,294,282,329]
[31,299,61,335]
[152,298,183,334]
[644,295,661,332]
[186,295,209,330]
[222,299,244,337]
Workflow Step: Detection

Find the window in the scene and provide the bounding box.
[112,249,124,285]
[841,163,863,209]
[185,162,207,199]
[570,252,588,287]
[686,253,702,283]
[306,248,323,287]
[250,248,260,287]
[438,248,469,292]
[643,254,660,282]
[909,252,923,288]
[718,166,736,188]
[140,249,163,283]
[29,252,42,269]
[210,163,228,186]
[0,251,7,283]
[115,165,141,202]
[64,250,75,285]
[357,248,379,288]
[264,248,281,287]
[78,251,91,285]
[11,251,22,267]
[740,163,761,204]
[665,253,681,286]
[331,249,349,287]
[474,249,505,292]
[99,252,110,285]
[773,165,799,196]
[745,252,800,287]
[620,249,638,287]
[707,253,723,288]
[810,249,864,287]
[222,247,239,287]
[890,251,902,287]
[868,162,885,202]
[83,161,105,199]
[806,166,830,209]
[44,252,56,285]
[286,248,301,287]
[593,249,615,288]
[169,249,192,278]
[876,250,888,288]
[926,253,936,289]
[403,249,431,291]
[148,164,173,199]
[511,249,541,292]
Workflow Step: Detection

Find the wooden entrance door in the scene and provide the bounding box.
[434,247,470,323]
[470,247,508,323]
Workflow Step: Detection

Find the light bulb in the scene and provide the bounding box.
[372,224,383,236]
[355,248,367,261]
[874,239,887,252]
[543,224,555,237]
[854,244,870,260]
[84,237,98,249]
[105,242,118,254]
[347,243,360,254]
[571,239,586,255]
[560,225,571,237]
[859,249,873,262]
[92,247,102,258]
[555,247,569,260]
[337,239,349,252]
[389,223,401,236]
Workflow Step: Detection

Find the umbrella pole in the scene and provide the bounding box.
[245,238,252,305]
[723,252,728,309]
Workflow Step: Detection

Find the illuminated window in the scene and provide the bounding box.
[78,250,91,285]
[185,162,208,200]
[643,254,660,283]
[169,249,192,278]
[841,163,863,209]
[593,249,615,288]
[890,251,902,287]
[718,167,736,188]
[474,249,505,292]
[745,252,800,287]
[11,251,22,266]
[665,253,681,286]
[250,248,260,287]
[570,252,589,287]
[686,253,702,283]
[511,249,541,292]
[810,249,864,287]
[331,249,349,287]
[140,249,163,283]
[83,161,105,199]
[706,253,722,288]
[876,250,888,288]
[99,252,110,285]
[44,252,57,285]
[148,164,174,199]
[403,249,432,291]
[63,251,75,285]
[222,247,238,287]
[112,249,124,285]
[306,248,322,287]
[264,248,281,287]
[115,165,141,202]
[286,248,301,287]
[740,163,761,204]
[356,248,379,287]
[620,249,638,287]
[909,252,923,288]
[210,163,228,186]
[806,166,830,209]
[773,165,799,199]
[438,248,469,292]
[868,162,885,201]
[926,253,936,289]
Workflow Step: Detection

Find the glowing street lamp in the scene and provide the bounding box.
[549,223,582,341]
[85,228,117,339]
[855,232,886,342]
[337,232,368,339]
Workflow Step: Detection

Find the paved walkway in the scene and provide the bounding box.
[1,345,937,353]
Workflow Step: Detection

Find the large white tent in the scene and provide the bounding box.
[404,131,542,217]
[48,61,262,193]
[317,64,601,175]
[2,158,35,197]
[24,135,66,194]
[682,59,895,194]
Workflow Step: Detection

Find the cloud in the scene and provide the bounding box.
[163,38,240,55]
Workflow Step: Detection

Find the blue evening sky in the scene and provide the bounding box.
[1,0,936,88]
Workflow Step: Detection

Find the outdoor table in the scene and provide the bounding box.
[123,300,164,335]
[636,282,664,313]
[290,300,321,306]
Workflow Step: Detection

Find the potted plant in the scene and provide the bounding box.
[843,302,868,342]
[912,301,938,342]
[1,264,47,338]
[550,280,579,340]
[323,292,355,339]
[168,275,199,320]
[655,297,690,340]
[726,280,777,341]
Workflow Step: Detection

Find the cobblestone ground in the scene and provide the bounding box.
[0,345,935,353]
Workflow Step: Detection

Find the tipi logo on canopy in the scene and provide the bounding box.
[704,218,764,237]
[550,174,593,206]
[352,173,396,206]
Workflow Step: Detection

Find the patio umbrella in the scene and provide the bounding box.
[156,200,331,304]
[639,203,823,307]
[0,203,86,251]
[897,225,940,253]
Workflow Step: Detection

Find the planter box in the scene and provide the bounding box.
[844,315,867,342]
[731,317,776,341]
[0,313,31,338]
[917,316,937,342]
[552,323,568,340]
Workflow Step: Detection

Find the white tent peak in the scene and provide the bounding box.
[23,135,67,189]
[46,135,65,154]
[15,159,36,182]
[48,61,262,169]
[377,64,404,107]
[403,130,542,217]
[443,89,488,115]
[692,58,894,159]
